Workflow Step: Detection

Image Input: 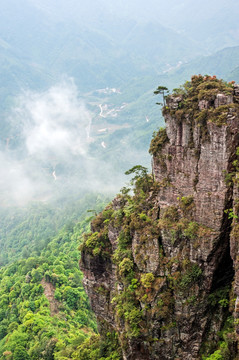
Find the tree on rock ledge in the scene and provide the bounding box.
[154,85,169,106]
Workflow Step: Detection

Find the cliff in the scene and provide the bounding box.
[80,75,239,359]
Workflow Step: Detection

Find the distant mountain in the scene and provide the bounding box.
[0,0,238,104]
[100,0,239,53]
[0,1,239,206]
[0,1,238,116]
[227,65,239,83]
[150,46,239,91]
[0,3,201,89]
[28,0,239,55]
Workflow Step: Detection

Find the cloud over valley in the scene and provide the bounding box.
[0,79,127,206]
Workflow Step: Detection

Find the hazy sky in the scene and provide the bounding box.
[1,0,239,51]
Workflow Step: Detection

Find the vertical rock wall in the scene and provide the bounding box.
[80,77,239,359]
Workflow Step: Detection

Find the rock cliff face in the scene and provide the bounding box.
[80,76,239,359]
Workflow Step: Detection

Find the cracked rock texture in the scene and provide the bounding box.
[80,78,239,359]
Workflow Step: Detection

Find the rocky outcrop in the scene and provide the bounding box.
[80,76,239,359]
[41,279,60,316]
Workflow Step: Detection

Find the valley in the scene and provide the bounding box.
[0,1,239,359]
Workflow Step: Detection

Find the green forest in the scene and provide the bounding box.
[1,1,239,359]
[0,193,121,360]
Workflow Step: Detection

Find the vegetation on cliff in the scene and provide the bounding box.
[1,75,239,359]
[163,74,239,126]
[80,75,239,359]
[81,170,236,358]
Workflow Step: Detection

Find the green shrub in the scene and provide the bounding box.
[149,128,169,156]
[119,258,134,276]
[183,221,199,239]
[179,264,202,289]
[141,273,155,288]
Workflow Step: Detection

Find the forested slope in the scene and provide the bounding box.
[0,193,121,360]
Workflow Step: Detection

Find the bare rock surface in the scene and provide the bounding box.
[41,279,60,316]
